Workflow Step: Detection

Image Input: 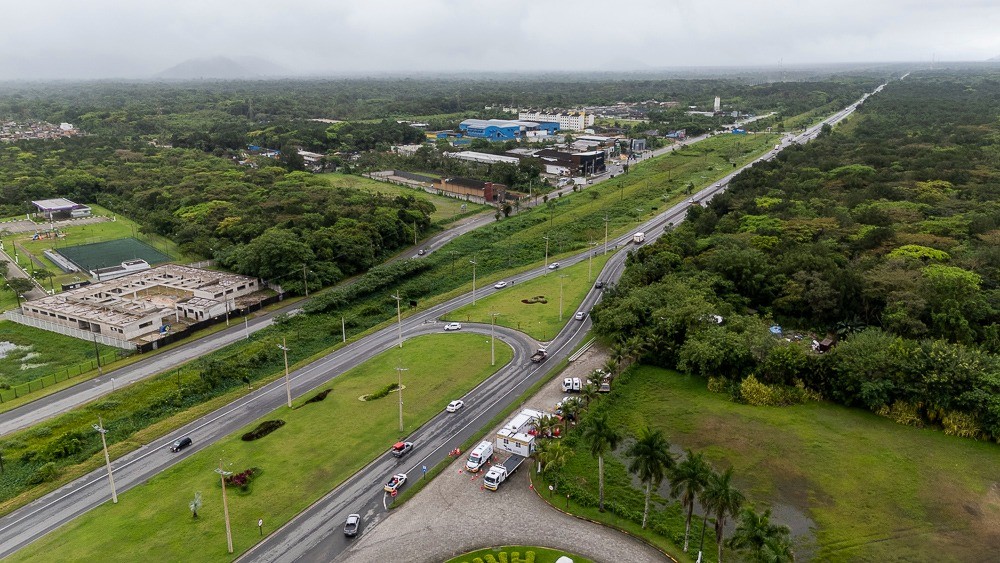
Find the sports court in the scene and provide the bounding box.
[55,237,171,271]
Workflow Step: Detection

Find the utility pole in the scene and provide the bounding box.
[93,417,117,504]
[543,236,550,271]
[469,259,477,305]
[391,292,403,348]
[588,238,594,281]
[341,316,346,343]
[413,220,418,246]
[302,264,308,297]
[92,332,103,376]
[278,338,292,408]
[215,461,234,554]
[396,367,409,432]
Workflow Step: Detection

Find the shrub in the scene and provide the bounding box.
[29,462,59,485]
[224,467,261,492]
[304,389,332,405]
[241,420,285,441]
[364,382,400,401]
[941,410,982,439]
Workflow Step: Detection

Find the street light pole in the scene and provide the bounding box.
[588,239,594,281]
[215,461,234,554]
[391,292,403,348]
[469,260,477,305]
[559,275,568,321]
[93,417,117,504]
[603,213,610,255]
[278,337,292,408]
[490,312,500,366]
[543,236,550,271]
[302,264,308,297]
[395,367,408,432]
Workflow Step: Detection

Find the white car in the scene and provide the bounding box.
[575,311,586,321]
[548,262,561,270]
[443,322,462,331]
[493,281,508,289]
[446,400,465,413]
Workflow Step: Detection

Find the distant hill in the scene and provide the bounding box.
[989,55,1000,62]
[155,56,290,80]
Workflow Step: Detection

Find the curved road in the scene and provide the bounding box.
[0,82,890,559]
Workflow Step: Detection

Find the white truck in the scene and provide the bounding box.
[562,377,581,392]
[466,441,494,472]
[633,232,645,244]
[483,453,525,491]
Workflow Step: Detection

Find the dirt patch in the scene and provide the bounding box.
[521,296,549,305]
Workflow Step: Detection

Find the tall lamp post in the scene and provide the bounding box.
[603,213,610,255]
[469,260,477,305]
[278,338,292,408]
[543,236,550,271]
[391,292,403,348]
[395,367,409,432]
[559,275,568,321]
[490,312,500,366]
[215,461,234,554]
[92,417,117,504]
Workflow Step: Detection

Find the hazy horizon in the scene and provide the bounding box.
[2,0,998,80]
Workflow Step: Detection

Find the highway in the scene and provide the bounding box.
[0,81,891,560]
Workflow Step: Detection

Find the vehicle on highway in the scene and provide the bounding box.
[575,311,586,321]
[595,280,604,289]
[390,441,414,458]
[446,399,464,412]
[443,322,462,331]
[548,262,560,270]
[417,249,426,255]
[493,281,508,289]
[530,347,548,363]
[632,232,645,244]
[384,473,407,493]
[170,437,192,452]
[344,514,360,537]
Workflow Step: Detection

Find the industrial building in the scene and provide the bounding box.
[446,151,521,165]
[14,264,260,345]
[458,119,559,141]
[31,198,92,220]
[515,148,606,177]
[434,177,508,204]
[517,110,594,131]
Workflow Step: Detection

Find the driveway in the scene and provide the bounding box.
[337,347,670,563]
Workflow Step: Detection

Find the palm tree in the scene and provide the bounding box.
[562,397,582,435]
[587,369,605,388]
[727,505,794,563]
[625,427,675,528]
[541,440,572,476]
[670,450,713,552]
[603,358,619,379]
[581,382,598,408]
[581,413,622,512]
[536,414,557,439]
[701,467,746,563]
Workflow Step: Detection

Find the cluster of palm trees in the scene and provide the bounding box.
[537,398,793,563]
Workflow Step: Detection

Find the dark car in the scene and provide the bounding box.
[344,513,361,537]
[170,437,192,452]
[595,280,604,289]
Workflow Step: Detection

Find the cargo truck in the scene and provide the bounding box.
[483,454,525,491]
[633,232,645,244]
[530,347,548,363]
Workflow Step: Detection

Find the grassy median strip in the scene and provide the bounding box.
[446,253,611,341]
[11,332,514,562]
[446,546,595,563]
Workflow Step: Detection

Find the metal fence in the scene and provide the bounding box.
[0,350,121,403]
[3,310,137,349]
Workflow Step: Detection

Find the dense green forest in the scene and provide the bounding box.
[593,70,1000,441]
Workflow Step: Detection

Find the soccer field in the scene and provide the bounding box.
[56,237,172,270]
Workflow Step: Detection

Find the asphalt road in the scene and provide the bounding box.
[0,82,890,559]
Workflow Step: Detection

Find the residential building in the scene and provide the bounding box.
[518,110,594,131]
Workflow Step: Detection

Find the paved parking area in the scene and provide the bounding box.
[338,347,668,563]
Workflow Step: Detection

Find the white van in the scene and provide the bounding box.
[561,378,573,392]
[466,441,494,472]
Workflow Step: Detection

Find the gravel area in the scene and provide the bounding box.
[337,346,669,563]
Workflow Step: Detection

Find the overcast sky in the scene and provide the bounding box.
[2,0,998,79]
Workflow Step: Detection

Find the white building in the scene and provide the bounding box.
[446,151,521,165]
[714,96,721,112]
[518,110,595,131]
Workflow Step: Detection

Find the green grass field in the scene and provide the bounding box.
[555,366,1000,562]
[11,332,514,562]
[447,546,595,563]
[446,253,612,341]
[0,321,118,388]
[321,172,489,224]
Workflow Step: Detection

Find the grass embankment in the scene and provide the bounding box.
[447,253,612,341]
[11,333,514,562]
[321,172,489,224]
[549,366,1000,562]
[447,546,594,563]
[0,321,118,391]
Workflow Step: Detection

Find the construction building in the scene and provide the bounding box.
[14,264,260,345]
